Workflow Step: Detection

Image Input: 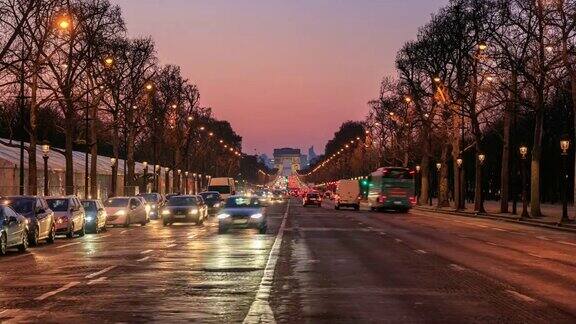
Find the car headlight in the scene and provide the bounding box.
[250,213,263,219]
[86,216,94,222]
[115,210,126,216]
[151,204,156,209]
[217,213,230,219]
[161,210,171,215]
[189,208,199,215]
[213,203,220,208]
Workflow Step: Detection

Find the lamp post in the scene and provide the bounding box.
[456,157,463,210]
[142,161,148,193]
[110,157,117,198]
[415,165,421,204]
[560,138,571,222]
[164,167,170,194]
[184,171,189,194]
[154,164,160,192]
[198,174,203,192]
[519,145,529,219]
[42,143,50,196]
[177,169,182,193]
[435,163,442,208]
[478,153,486,213]
[193,173,198,194]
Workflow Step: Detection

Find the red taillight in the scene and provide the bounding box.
[409,196,417,206]
[379,195,387,203]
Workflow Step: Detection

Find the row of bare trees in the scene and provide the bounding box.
[0,0,243,196]
[304,0,576,219]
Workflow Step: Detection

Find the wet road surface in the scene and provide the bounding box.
[270,200,576,323]
[0,201,288,323]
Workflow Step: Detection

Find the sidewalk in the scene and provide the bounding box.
[415,199,576,232]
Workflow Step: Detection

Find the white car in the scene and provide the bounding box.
[104,197,148,227]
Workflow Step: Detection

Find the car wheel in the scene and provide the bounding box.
[259,225,267,234]
[354,205,360,211]
[123,217,129,228]
[30,227,40,246]
[335,205,340,210]
[17,230,28,252]
[66,224,74,239]
[163,219,170,226]
[46,224,56,244]
[0,233,7,255]
[140,220,147,226]
[218,226,227,234]
[78,223,86,237]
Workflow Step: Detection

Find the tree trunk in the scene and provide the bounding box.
[500,96,511,213]
[111,117,120,197]
[64,111,75,195]
[126,125,136,196]
[90,101,98,198]
[28,80,38,195]
[438,142,450,207]
[419,145,430,205]
[531,108,544,217]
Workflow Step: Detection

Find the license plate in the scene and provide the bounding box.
[393,201,402,205]
[174,215,187,219]
[234,219,247,224]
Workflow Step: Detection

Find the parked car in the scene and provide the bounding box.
[0,205,29,255]
[137,193,163,219]
[335,179,361,210]
[161,195,207,226]
[303,191,322,207]
[104,197,148,227]
[47,196,86,238]
[217,195,267,234]
[199,191,222,215]
[4,196,55,245]
[81,199,107,233]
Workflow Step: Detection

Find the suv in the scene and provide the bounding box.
[4,196,55,245]
[303,192,322,207]
[47,196,86,238]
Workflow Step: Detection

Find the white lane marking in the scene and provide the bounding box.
[558,241,576,247]
[536,236,551,241]
[95,234,111,239]
[166,240,177,244]
[166,243,177,248]
[394,239,403,243]
[6,253,34,261]
[120,229,132,234]
[492,227,508,232]
[528,253,543,259]
[506,290,536,303]
[34,282,80,301]
[415,249,427,254]
[475,224,488,228]
[140,249,153,254]
[449,264,466,271]
[379,232,387,236]
[243,200,290,324]
[85,266,117,279]
[56,242,82,249]
[486,242,499,246]
[188,234,197,239]
[136,256,150,262]
[87,277,107,285]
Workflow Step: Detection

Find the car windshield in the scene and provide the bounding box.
[138,194,158,203]
[82,201,97,211]
[382,169,413,179]
[104,198,129,207]
[47,199,69,212]
[5,197,34,214]
[225,197,261,208]
[307,193,320,198]
[208,186,231,194]
[167,196,197,206]
[200,193,220,202]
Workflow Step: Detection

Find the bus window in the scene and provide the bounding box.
[382,169,413,179]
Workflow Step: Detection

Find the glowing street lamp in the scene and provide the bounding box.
[519,145,529,218]
[560,138,571,222]
[478,42,488,51]
[42,143,50,196]
[110,157,117,197]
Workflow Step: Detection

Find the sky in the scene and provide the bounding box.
[111,0,448,156]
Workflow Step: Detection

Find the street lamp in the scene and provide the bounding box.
[177,169,182,193]
[560,138,571,222]
[456,157,464,210]
[477,153,486,213]
[415,165,421,204]
[164,167,170,194]
[142,161,148,193]
[435,163,442,207]
[110,157,117,197]
[478,42,488,51]
[519,145,529,219]
[193,173,197,194]
[103,56,114,68]
[154,164,160,192]
[184,171,189,194]
[42,143,50,196]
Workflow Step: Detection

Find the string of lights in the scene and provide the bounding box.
[301,135,367,177]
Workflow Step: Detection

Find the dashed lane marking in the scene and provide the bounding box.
[56,242,82,249]
[166,243,177,248]
[394,239,403,243]
[449,264,466,271]
[34,282,80,301]
[506,290,536,303]
[528,253,543,259]
[87,277,107,285]
[491,227,508,232]
[558,241,576,247]
[120,229,132,234]
[379,232,387,236]
[188,234,198,239]
[415,249,427,254]
[85,266,117,279]
[136,256,150,262]
[536,236,551,241]
[486,242,499,246]
[140,249,153,254]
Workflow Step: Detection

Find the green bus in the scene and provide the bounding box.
[367,167,416,213]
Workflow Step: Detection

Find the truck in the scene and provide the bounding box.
[207,177,236,200]
[367,167,416,213]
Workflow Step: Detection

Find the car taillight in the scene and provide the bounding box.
[379,195,387,203]
[409,196,417,206]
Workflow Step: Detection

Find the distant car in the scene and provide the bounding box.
[135,196,151,222]
[323,191,333,199]
[47,196,86,238]
[303,192,322,207]
[199,191,223,215]
[81,199,107,233]
[104,197,148,227]
[272,190,284,201]
[335,179,361,210]
[4,196,55,245]
[0,205,29,255]
[161,195,207,226]
[137,193,163,219]
[217,196,267,234]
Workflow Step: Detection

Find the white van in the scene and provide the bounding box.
[335,180,361,210]
[208,177,236,200]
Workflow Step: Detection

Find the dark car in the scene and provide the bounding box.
[161,195,207,226]
[0,205,29,255]
[4,196,55,245]
[217,196,267,234]
[137,193,163,219]
[81,199,107,233]
[303,192,322,207]
[199,191,222,215]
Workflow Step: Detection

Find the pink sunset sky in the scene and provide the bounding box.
[111,0,448,156]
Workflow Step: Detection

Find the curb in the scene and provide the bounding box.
[414,207,576,234]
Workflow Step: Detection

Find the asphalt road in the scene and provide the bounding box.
[0,201,288,323]
[270,199,576,323]
[3,198,576,323]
